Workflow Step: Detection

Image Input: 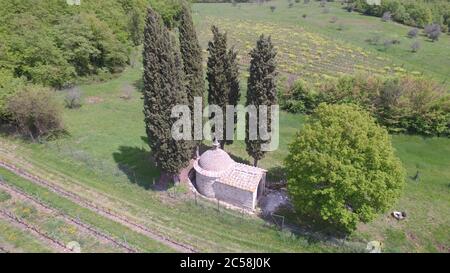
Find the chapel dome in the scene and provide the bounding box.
[197,141,235,173]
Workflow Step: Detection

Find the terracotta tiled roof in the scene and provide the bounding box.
[194,144,267,192]
[218,163,266,192]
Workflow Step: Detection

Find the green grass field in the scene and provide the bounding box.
[0,1,449,253]
[193,1,450,85]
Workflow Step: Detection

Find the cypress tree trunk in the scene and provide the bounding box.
[245,35,277,167]
[143,7,192,180]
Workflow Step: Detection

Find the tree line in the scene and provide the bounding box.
[142,2,278,180]
[281,74,450,137]
[348,0,450,32]
[0,0,182,120]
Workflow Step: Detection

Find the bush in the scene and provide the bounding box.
[281,75,450,136]
[424,23,441,41]
[6,86,63,140]
[407,28,419,38]
[411,41,421,52]
[382,11,392,22]
[350,0,440,28]
[282,80,319,114]
[64,87,83,109]
[0,70,26,120]
[286,103,406,233]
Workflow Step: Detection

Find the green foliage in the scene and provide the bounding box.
[281,80,319,114]
[245,35,277,166]
[0,0,143,88]
[6,85,63,140]
[224,46,241,146]
[286,103,406,233]
[143,7,192,175]
[350,0,450,31]
[0,190,11,203]
[179,2,205,148]
[207,25,241,147]
[55,12,129,77]
[149,0,184,29]
[0,70,26,120]
[282,75,450,137]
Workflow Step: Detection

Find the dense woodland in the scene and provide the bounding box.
[0,0,181,119]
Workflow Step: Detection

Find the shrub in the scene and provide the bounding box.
[64,87,83,109]
[286,103,406,233]
[281,75,450,136]
[424,23,441,41]
[6,86,63,140]
[282,80,319,114]
[407,28,419,38]
[0,70,26,120]
[382,11,392,22]
[411,41,421,52]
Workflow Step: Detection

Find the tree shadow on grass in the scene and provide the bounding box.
[262,205,353,246]
[133,78,144,93]
[112,145,164,191]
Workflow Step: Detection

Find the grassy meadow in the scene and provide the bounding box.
[0,0,448,252]
[193,1,450,85]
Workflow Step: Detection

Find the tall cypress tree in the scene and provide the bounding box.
[143,7,192,180]
[206,26,240,148]
[245,35,277,167]
[207,26,229,147]
[179,2,204,152]
[225,46,241,146]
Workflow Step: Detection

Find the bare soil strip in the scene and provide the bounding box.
[0,161,197,253]
[0,181,137,253]
[0,245,10,253]
[0,209,70,253]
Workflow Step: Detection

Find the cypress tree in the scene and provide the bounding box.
[245,35,277,167]
[143,7,192,181]
[224,46,241,146]
[179,2,204,152]
[206,26,240,148]
[207,26,229,147]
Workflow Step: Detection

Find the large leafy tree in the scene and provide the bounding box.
[286,103,406,233]
[143,7,192,180]
[206,26,240,148]
[179,2,204,151]
[245,35,277,167]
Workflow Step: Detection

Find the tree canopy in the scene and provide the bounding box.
[286,103,406,233]
[143,7,192,177]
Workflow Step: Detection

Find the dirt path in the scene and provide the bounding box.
[0,161,197,253]
[0,181,137,253]
[0,209,70,253]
